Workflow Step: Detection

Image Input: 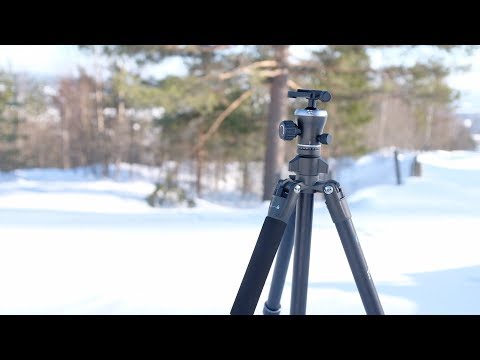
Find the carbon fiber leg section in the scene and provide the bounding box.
[263,208,296,315]
[323,181,384,315]
[231,180,299,315]
[231,217,287,315]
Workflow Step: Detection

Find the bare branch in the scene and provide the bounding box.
[218,60,278,80]
[287,79,302,89]
[257,69,288,78]
[192,89,253,154]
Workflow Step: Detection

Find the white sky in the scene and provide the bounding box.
[1,45,479,113]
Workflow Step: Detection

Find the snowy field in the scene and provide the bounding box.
[0,149,479,314]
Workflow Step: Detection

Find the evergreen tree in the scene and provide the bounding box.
[309,45,374,157]
[0,71,20,171]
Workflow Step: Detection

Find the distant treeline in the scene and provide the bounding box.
[0,45,475,198]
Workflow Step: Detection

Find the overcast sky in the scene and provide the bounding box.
[1,45,479,113]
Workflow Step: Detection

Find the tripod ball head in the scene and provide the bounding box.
[280,88,332,158]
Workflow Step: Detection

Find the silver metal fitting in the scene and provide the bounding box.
[324,185,334,194]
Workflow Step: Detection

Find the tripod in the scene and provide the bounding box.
[231,89,384,315]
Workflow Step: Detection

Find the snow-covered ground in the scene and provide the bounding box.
[0,150,479,314]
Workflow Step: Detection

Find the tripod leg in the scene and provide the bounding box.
[323,181,384,315]
[231,180,299,315]
[290,192,315,315]
[263,208,296,315]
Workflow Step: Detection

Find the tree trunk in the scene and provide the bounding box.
[195,133,207,197]
[424,104,434,150]
[114,98,125,179]
[242,160,250,196]
[93,47,108,176]
[214,161,220,191]
[61,104,71,169]
[94,47,105,134]
[262,45,289,201]
[128,118,135,179]
[378,96,387,148]
[79,77,90,167]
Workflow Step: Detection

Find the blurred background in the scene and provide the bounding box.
[0,45,479,314]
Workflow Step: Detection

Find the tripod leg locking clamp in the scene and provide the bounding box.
[267,180,301,223]
[323,181,352,223]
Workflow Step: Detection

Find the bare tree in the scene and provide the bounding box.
[262,45,289,200]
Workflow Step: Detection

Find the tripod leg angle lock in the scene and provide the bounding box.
[231,89,384,315]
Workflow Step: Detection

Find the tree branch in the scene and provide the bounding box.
[218,60,278,80]
[287,79,302,89]
[192,89,253,154]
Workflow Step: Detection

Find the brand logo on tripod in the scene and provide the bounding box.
[270,203,280,210]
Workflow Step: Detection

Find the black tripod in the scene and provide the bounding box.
[231,89,384,315]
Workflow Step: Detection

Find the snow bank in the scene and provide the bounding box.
[0,150,479,314]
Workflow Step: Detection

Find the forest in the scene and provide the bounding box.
[0,45,475,201]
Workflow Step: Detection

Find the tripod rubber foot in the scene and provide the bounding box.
[263,302,281,315]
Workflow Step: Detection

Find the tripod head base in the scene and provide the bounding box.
[288,155,329,186]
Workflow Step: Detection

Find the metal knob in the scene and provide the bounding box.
[279,120,301,141]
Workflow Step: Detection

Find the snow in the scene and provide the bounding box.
[0,149,479,314]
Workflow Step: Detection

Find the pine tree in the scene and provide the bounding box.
[309,45,374,157]
[0,72,20,171]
